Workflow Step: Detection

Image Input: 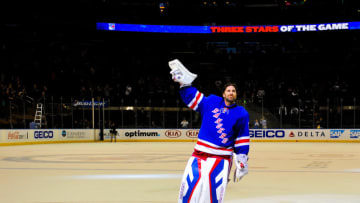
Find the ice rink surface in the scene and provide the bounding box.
[1,142,360,203]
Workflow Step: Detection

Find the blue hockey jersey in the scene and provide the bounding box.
[180,86,250,156]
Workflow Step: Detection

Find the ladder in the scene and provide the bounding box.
[34,103,43,128]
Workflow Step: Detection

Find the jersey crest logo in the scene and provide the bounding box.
[212,108,220,113]
[219,133,227,139]
[213,113,221,118]
[217,128,225,134]
[214,118,223,124]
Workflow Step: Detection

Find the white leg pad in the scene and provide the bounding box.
[178,156,229,203]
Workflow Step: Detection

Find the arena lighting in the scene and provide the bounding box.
[97,21,360,33]
[159,2,168,13]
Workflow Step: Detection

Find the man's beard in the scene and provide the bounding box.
[225,97,236,104]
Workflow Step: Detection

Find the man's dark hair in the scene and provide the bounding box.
[222,82,238,93]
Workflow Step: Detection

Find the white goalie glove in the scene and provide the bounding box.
[233,153,248,182]
[169,59,197,87]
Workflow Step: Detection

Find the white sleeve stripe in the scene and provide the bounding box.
[235,143,250,147]
[236,136,250,141]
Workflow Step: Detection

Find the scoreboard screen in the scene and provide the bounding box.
[97,21,360,34]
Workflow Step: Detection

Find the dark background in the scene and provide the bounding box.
[1,0,360,128]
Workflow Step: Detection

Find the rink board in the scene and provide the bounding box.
[1,129,360,146]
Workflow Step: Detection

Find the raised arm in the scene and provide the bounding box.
[179,86,205,112]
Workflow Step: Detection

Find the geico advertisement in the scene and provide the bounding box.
[34,130,54,139]
[250,129,286,138]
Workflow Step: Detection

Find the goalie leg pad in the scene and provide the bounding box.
[178,157,229,203]
[200,158,229,203]
[179,157,202,203]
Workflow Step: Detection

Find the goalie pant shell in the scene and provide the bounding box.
[178,156,230,203]
[179,86,250,157]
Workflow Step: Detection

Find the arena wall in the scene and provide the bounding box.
[1,129,360,146]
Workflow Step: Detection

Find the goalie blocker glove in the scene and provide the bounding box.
[169,59,197,87]
[234,153,249,182]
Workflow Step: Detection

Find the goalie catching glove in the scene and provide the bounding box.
[169,59,197,87]
[233,153,249,182]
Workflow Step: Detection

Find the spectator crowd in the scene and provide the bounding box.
[1,20,359,128]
